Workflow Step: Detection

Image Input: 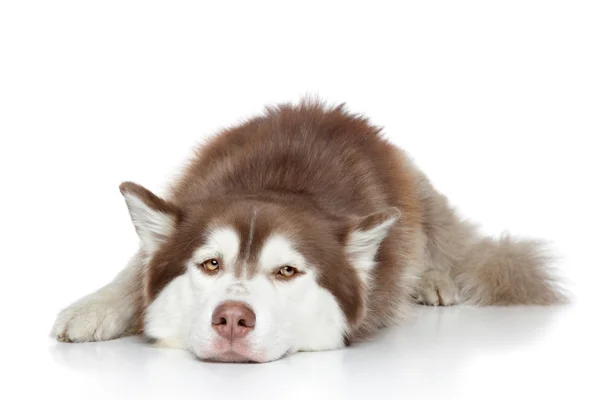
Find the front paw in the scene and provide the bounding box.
[51,293,135,342]
[413,269,460,306]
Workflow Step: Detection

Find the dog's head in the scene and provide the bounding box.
[120,182,399,363]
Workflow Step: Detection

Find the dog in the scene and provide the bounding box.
[51,99,566,362]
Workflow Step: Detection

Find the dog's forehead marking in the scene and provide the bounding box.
[245,208,258,257]
[235,208,258,278]
[195,213,304,278]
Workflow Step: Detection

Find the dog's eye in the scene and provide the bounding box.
[199,258,220,273]
[278,266,297,278]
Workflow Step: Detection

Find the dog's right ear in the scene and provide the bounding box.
[119,182,181,253]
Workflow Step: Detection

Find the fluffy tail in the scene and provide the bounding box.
[455,234,568,305]
[416,168,568,306]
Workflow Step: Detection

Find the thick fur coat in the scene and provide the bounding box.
[51,99,566,362]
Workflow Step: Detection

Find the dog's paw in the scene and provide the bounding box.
[51,292,135,343]
[413,269,460,306]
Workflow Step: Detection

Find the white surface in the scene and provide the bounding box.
[14,305,596,400]
[1,1,599,399]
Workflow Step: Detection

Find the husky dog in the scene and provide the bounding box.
[51,99,566,362]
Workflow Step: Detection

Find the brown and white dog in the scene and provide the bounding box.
[51,99,567,362]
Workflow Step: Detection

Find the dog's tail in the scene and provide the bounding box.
[417,168,568,306]
[455,234,568,305]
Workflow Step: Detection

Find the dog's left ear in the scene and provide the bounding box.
[344,207,401,284]
[119,182,181,253]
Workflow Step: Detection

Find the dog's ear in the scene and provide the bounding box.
[344,207,401,284]
[119,182,181,253]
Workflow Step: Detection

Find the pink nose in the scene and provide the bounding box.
[211,302,256,341]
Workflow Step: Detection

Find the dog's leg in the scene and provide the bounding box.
[51,249,145,342]
[408,168,468,306]
[411,168,566,306]
[413,268,461,306]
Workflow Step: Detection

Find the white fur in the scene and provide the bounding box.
[122,193,175,253]
[51,189,175,343]
[51,250,144,342]
[346,216,398,288]
[257,235,306,273]
[192,227,240,271]
[144,274,193,349]
[144,229,348,362]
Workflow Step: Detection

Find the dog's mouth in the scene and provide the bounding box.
[203,350,260,363]
[198,340,265,363]
[196,341,290,363]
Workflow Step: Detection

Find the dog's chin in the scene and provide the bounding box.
[196,346,287,364]
[202,350,261,363]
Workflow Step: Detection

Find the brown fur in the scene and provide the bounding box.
[133,100,431,340]
[150,99,565,337]
[52,98,567,345]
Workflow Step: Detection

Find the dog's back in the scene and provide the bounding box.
[170,101,414,217]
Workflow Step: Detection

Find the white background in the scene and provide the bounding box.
[1,1,598,399]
